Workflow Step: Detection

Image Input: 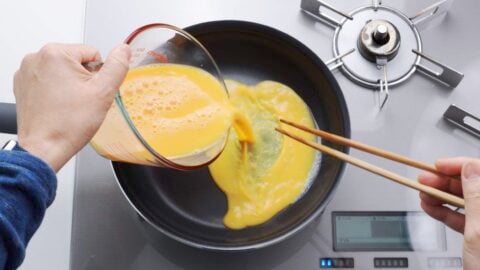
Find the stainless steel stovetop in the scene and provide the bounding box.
[73,0,480,269]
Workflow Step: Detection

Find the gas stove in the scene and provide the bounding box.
[73,0,480,269]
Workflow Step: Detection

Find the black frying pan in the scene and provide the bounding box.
[112,21,350,250]
[0,20,350,251]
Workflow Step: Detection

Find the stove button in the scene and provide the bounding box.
[320,258,354,268]
[427,257,462,268]
[374,258,408,268]
[345,258,354,267]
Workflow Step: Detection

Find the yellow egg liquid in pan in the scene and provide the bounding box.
[209,80,321,229]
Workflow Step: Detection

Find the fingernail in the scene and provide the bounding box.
[116,43,131,59]
[435,158,448,166]
[463,161,480,181]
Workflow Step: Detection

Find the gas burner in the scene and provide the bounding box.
[301,0,464,109]
[357,19,401,63]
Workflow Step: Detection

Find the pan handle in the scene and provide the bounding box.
[0,103,17,134]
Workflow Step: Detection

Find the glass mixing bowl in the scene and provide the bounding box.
[90,23,229,169]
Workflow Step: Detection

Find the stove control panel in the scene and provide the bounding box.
[319,256,463,269]
[316,211,463,269]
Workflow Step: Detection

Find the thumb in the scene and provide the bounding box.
[461,160,480,269]
[462,161,480,237]
[94,44,131,94]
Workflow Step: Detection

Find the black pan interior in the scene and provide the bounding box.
[113,21,350,250]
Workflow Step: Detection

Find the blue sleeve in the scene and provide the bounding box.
[0,146,57,270]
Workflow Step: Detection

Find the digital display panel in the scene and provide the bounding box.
[333,212,446,251]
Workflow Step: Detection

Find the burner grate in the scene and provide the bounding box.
[301,0,464,109]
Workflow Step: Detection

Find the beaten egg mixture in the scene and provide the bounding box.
[119,64,233,158]
[209,80,317,229]
[115,64,318,229]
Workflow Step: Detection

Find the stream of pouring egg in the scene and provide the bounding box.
[119,64,318,229]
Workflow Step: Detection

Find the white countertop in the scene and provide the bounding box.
[1,1,86,269]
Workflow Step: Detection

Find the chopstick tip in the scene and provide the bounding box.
[275,127,290,137]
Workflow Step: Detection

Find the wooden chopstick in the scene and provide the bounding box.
[280,119,460,181]
[275,126,465,208]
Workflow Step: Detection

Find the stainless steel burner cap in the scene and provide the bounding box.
[358,19,401,62]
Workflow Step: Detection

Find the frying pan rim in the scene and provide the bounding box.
[112,20,351,251]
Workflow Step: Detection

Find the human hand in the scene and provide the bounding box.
[14,43,131,171]
[418,157,480,270]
